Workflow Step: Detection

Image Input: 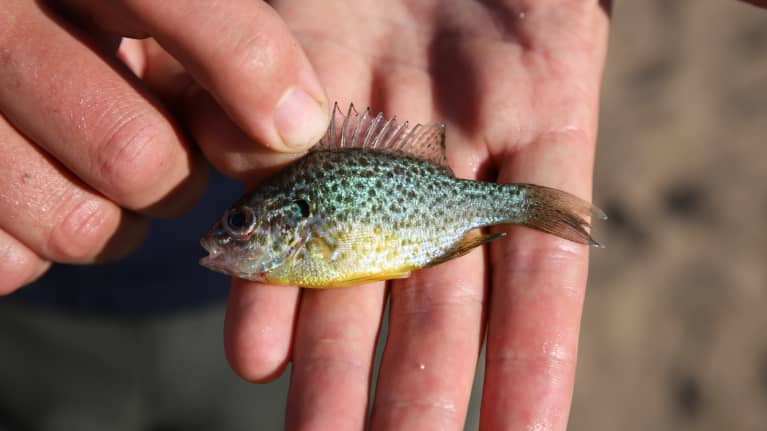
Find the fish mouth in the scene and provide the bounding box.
[198,254,218,270]
[199,236,225,270]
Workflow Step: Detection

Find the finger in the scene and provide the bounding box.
[367,125,488,430]
[280,79,394,429]
[224,280,300,382]
[0,2,206,216]
[57,0,148,38]
[481,132,594,431]
[0,229,50,295]
[173,21,384,182]
[133,38,193,104]
[128,40,284,182]
[118,0,330,152]
[182,87,305,182]
[286,284,386,430]
[0,114,149,265]
[370,256,486,430]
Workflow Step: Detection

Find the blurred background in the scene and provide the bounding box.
[573,0,767,429]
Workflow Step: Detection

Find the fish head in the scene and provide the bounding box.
[199,197,314,281]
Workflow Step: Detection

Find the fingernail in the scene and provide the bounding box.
[274,87,329,150]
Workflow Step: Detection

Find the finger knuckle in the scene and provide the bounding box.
[489,343,577,379]
[393,278,484,321]
[229,31,279,82]
[377,397,460,421]
[95,112,175,209]
[47,197,119,262]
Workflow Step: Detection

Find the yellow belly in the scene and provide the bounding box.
[264,225,422,288]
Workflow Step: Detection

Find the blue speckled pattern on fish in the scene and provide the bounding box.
[200,104,601,288]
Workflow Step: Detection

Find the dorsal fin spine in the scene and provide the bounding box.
[382,115,407,148]
[340,104,356,148]
[365,113,384,148]
[397,124,419,152]
[373,117,394,149]
[390,121,410,149]
[350,108,368,148]
[327,103,340,150]
[313,102,451,171]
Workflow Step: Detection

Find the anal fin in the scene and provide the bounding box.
[427,231,507,267]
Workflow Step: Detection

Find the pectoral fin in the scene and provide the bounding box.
[308,235,333,259]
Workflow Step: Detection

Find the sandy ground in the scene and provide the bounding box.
[571,1,767,430]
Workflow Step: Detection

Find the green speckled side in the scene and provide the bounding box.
[200,106,598,288]
[239,148,531,287]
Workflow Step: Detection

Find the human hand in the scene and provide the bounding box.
[223,1,609,429]
[741,0,767,8]
[0,1,329,294]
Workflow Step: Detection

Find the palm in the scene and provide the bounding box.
[227,1,609,429]
[279,1,601,163]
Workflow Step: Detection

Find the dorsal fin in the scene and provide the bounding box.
[315,102,450,169]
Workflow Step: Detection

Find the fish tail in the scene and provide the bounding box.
[513,184,604,247]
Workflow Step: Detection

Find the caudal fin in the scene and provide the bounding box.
[519,184,604,247]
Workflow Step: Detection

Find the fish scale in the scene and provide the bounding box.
[200,104,601,288]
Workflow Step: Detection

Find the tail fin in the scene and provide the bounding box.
[518,184,604,247]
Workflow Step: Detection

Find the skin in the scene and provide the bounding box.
[2,0,764,430]
[0,0,330,294]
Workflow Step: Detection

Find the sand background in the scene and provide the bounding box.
[569,1,767,430]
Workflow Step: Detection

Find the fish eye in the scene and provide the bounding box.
[223,206,256,238]
[294,199,310,218]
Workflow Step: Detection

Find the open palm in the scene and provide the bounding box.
[224,1,609,429]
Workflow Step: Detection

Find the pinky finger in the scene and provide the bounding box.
[0,229,50,295]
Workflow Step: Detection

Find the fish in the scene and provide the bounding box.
[200,103,603,288]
